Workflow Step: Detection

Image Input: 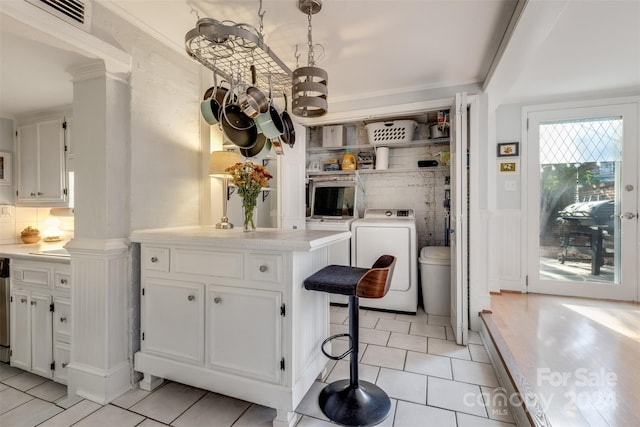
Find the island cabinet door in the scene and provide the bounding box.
[141,279,205,364]
[10,290,32,371]
[206,285,283,384]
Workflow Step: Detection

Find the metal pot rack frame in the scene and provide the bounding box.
[185,18,292,96]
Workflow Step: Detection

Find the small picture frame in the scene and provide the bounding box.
[0,152,11,185]
[497,142,519,157]
[498,159,520,175]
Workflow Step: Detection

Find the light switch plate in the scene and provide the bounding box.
[504,180,517,191]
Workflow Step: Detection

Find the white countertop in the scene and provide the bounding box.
[130,226,351,251]
[0,241,71,263]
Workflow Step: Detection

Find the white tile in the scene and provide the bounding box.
[54,394,85,409]
[451,359,500,387]
[360,345,406,370]
[357,313,379,329]
[324,337,366,361]
[172,392,251,427]
[326,360,379,384]
[329,310,348,325]
[358,327,390,346]
[110,385,152,409]
[295,415,335,427]
[0,383,6,392]
[469,343,491,364]
[387,332,427,353]
[329,323,348,337]
[39,399,102,427]
[445,326,456,341]
[393,399,456,427]
[0,363,24,382]
[468,330,484,345]
[0,387,33,414]
[456,412,516,427]
[410,322,447,339]
[376,368,427,404]
[137,419,168,427]
[26,380,67,402]
[295,381,329,422]
[128,381,207,424]
[375,318,410,334]
[405,351,452,380]
[427,377,486,417]
[74,404,145,427]
[232,404,276,427]
[0,395,62,426]
[428,314,451,326]
[480,386,516,424]
[396,309,428,324]
[362,309,396,320]
[2,371,48,391]
[428,338,471,360]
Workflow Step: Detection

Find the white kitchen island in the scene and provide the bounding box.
[130,226,350,427]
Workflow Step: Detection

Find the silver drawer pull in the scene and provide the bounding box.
[60,278,68,284]
[187,295,195,301]
[259,265,268,272]
[213,297,222,304]
[150,257,158,263]
[20,298,27,304]
[62,362,68,368]
[60,316,67,323]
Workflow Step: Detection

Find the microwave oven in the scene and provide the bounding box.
[308,180,362,219]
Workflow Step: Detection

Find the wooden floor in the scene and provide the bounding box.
[490,293,640,427]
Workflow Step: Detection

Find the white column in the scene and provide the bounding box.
[66,61,132,404]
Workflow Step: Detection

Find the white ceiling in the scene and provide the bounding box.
[1,0,638,117]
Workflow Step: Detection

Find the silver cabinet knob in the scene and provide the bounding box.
[62,362,68,368]
[30,192,36,196]
[60,278,68,284]
[37,192,43,196]
[187,295,195,301]
[150,257,158,263]
[259,265,268,272]
[31,300,37,306]
[60,317,67,323]
[620,212,637,219]
[20,298,27,304]
[213,297,222,304]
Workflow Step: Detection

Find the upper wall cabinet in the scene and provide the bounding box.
[16,117,68,206]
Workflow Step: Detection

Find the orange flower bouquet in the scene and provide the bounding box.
[225,162,273,231]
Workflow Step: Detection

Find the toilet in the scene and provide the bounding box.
[418,246,451,316]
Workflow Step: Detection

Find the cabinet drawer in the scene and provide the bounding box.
[142,247,170,272]
[247,254,282,284]
[54,271,71,290]
[14,266,50,288]
[173,249,243,279]
[53,297,71,343]
[53,341,70,385]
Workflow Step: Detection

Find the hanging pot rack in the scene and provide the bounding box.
[185,17,292,95]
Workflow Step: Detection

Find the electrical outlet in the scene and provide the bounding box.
[504,180,517,191]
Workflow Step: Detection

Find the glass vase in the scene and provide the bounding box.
[243,201,257,232]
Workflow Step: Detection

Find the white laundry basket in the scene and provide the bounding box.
[419,246,451,316]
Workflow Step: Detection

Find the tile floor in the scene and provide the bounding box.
[0,306,515,426]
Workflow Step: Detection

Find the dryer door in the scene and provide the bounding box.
[353,225,410,292]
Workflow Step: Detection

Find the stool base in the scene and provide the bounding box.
[319,379,391,426]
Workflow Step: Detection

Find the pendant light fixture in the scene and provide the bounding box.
[292,0,328,118]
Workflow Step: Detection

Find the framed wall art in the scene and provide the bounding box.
[497,142,519,157]
[498,159,520,175]
[0,152,11,185]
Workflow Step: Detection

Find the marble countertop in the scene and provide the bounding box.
[130,226,351,252]
[0,240,71,263]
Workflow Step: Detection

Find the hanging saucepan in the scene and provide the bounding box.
[200,71,234,125]
[221,86,258,149]
[240,134,272,160]
[280,93,296,148]
[238,65,269,118]
[254,75,283,140]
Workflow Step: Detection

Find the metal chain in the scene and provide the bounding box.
[307,8,315,66]
[258,0,265,37]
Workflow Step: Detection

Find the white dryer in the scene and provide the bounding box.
[351,209,418,314]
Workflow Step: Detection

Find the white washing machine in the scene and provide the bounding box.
[351,209,418,314]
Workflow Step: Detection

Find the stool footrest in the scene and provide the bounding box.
[321,333,352,361]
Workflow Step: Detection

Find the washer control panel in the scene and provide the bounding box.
[363,209,415,219]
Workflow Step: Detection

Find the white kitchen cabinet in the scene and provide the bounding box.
[10,290,53,379]
[206,285,282,383]
[9,258,71,383]
[16,118,68,206]
[132,228,348,427]
[141,278,205,364]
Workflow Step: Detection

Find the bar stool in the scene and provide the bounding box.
[304,255,396,427]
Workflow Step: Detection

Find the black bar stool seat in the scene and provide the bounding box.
[304,255,396,427]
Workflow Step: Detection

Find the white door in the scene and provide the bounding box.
[10,290,31,371]
[30,292,53,379]
[450,92,468,345]
[37,119,66,203]
[16,124,38,203]
[527,102,638,299]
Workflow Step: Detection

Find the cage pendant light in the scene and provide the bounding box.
[292,0,328,117]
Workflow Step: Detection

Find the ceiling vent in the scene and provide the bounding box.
[25,0,92,31]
